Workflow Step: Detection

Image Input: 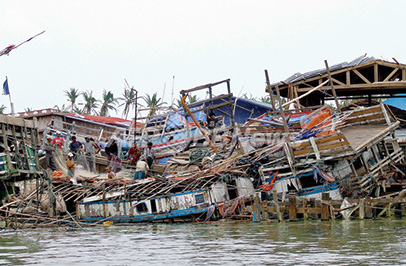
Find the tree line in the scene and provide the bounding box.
[0,87,278,118]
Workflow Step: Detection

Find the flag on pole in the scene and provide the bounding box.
[0,30,45,58]
[3,78,9,95]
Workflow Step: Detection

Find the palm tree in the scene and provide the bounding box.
[241,93,256,101]
[64,87,80,113]
[99,90,118,116]
[53,104,70,113]
[118,87,136,120]
[143,92,167,118]
[0,105,6,114]
[82,90,99,115]
[259,96,271,103]
[73,106,85,114]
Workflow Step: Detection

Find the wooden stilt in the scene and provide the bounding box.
[289,194,296,221]
[273,190,283,222]
[303,198,309,220]
[365,197,373,219]
[359,198,365,220]
[253,192,261,223]
[321,192,329,221]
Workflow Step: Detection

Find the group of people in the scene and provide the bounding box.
[127,141,155,180]
[42,131,66,171]
[42,132,102,177]
[42,131,156,181]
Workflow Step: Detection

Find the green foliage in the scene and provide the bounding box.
[53,104,70,113]
[64,87,80,113]
[82,90,99,115]
[99,90,118,116]
[119,87,137,120]
[0,105,6,114]
[142,92,167,118]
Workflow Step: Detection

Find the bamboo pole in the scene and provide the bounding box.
[180,94,218,152]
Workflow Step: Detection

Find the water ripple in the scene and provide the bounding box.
[0,219,405,265]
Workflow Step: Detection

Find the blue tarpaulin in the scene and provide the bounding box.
[383,95,406,111]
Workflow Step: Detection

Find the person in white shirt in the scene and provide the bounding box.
[135,156,149,180]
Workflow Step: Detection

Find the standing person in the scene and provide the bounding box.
[42,136,56,171]
[89,138,101,155]
[83,136,99,172]
[105,138,118,163]
[109,153,122,173]
[52,131,65,150]
[135,156,149,180]
[66,153,76,177]
[69,136,82,155]
[127,141,140,165]
[143,142,155,168]
[206,111,223,141]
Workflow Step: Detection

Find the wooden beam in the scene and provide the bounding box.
[180,79,230,94]
[346,70,351,86]
[353,69,372,84]
[282,79,330,108]
[325,60,341,112]
[331,77,346,86]
[374,63,379,82]
[383,68,400,82]
[264,70,276,110]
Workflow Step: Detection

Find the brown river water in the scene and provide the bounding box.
[0,218,405,265]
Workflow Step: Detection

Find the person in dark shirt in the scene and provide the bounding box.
[69,136,82,155]
[42,136,56,171]
[105,138,118,163]
[206,111,223,141]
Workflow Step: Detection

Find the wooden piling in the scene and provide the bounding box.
[365,197,373,218]
[289,194,297,221]
[102,185,107,218]
[401,203,406,217]
[253,192,261,223]
[359,198,365,220]
[303,198,309,220]
[321,192,329,221]
[261,201,269,221]
[273,190,283,222]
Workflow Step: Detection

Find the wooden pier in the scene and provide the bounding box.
[239,190,406,222]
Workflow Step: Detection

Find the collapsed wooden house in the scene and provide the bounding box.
[269,55,406,107]
[2,63,406,227]
[0,115,43,182]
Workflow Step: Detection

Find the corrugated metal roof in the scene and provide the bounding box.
[271,55,376,87]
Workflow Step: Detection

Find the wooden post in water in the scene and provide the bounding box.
[48,179,56,217]
[253,192,261,223]
[261,201,269,221]
[321,192,330,221]
[303,198,309,220]
[289,194,297,221]
[102,185,107,218]
[365,196,373,219]
[329,196,335,221]
[401,203,406,217]
[273,190,283,222]
[359,198,365,220]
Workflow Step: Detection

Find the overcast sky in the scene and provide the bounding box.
[1,0,405,118]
